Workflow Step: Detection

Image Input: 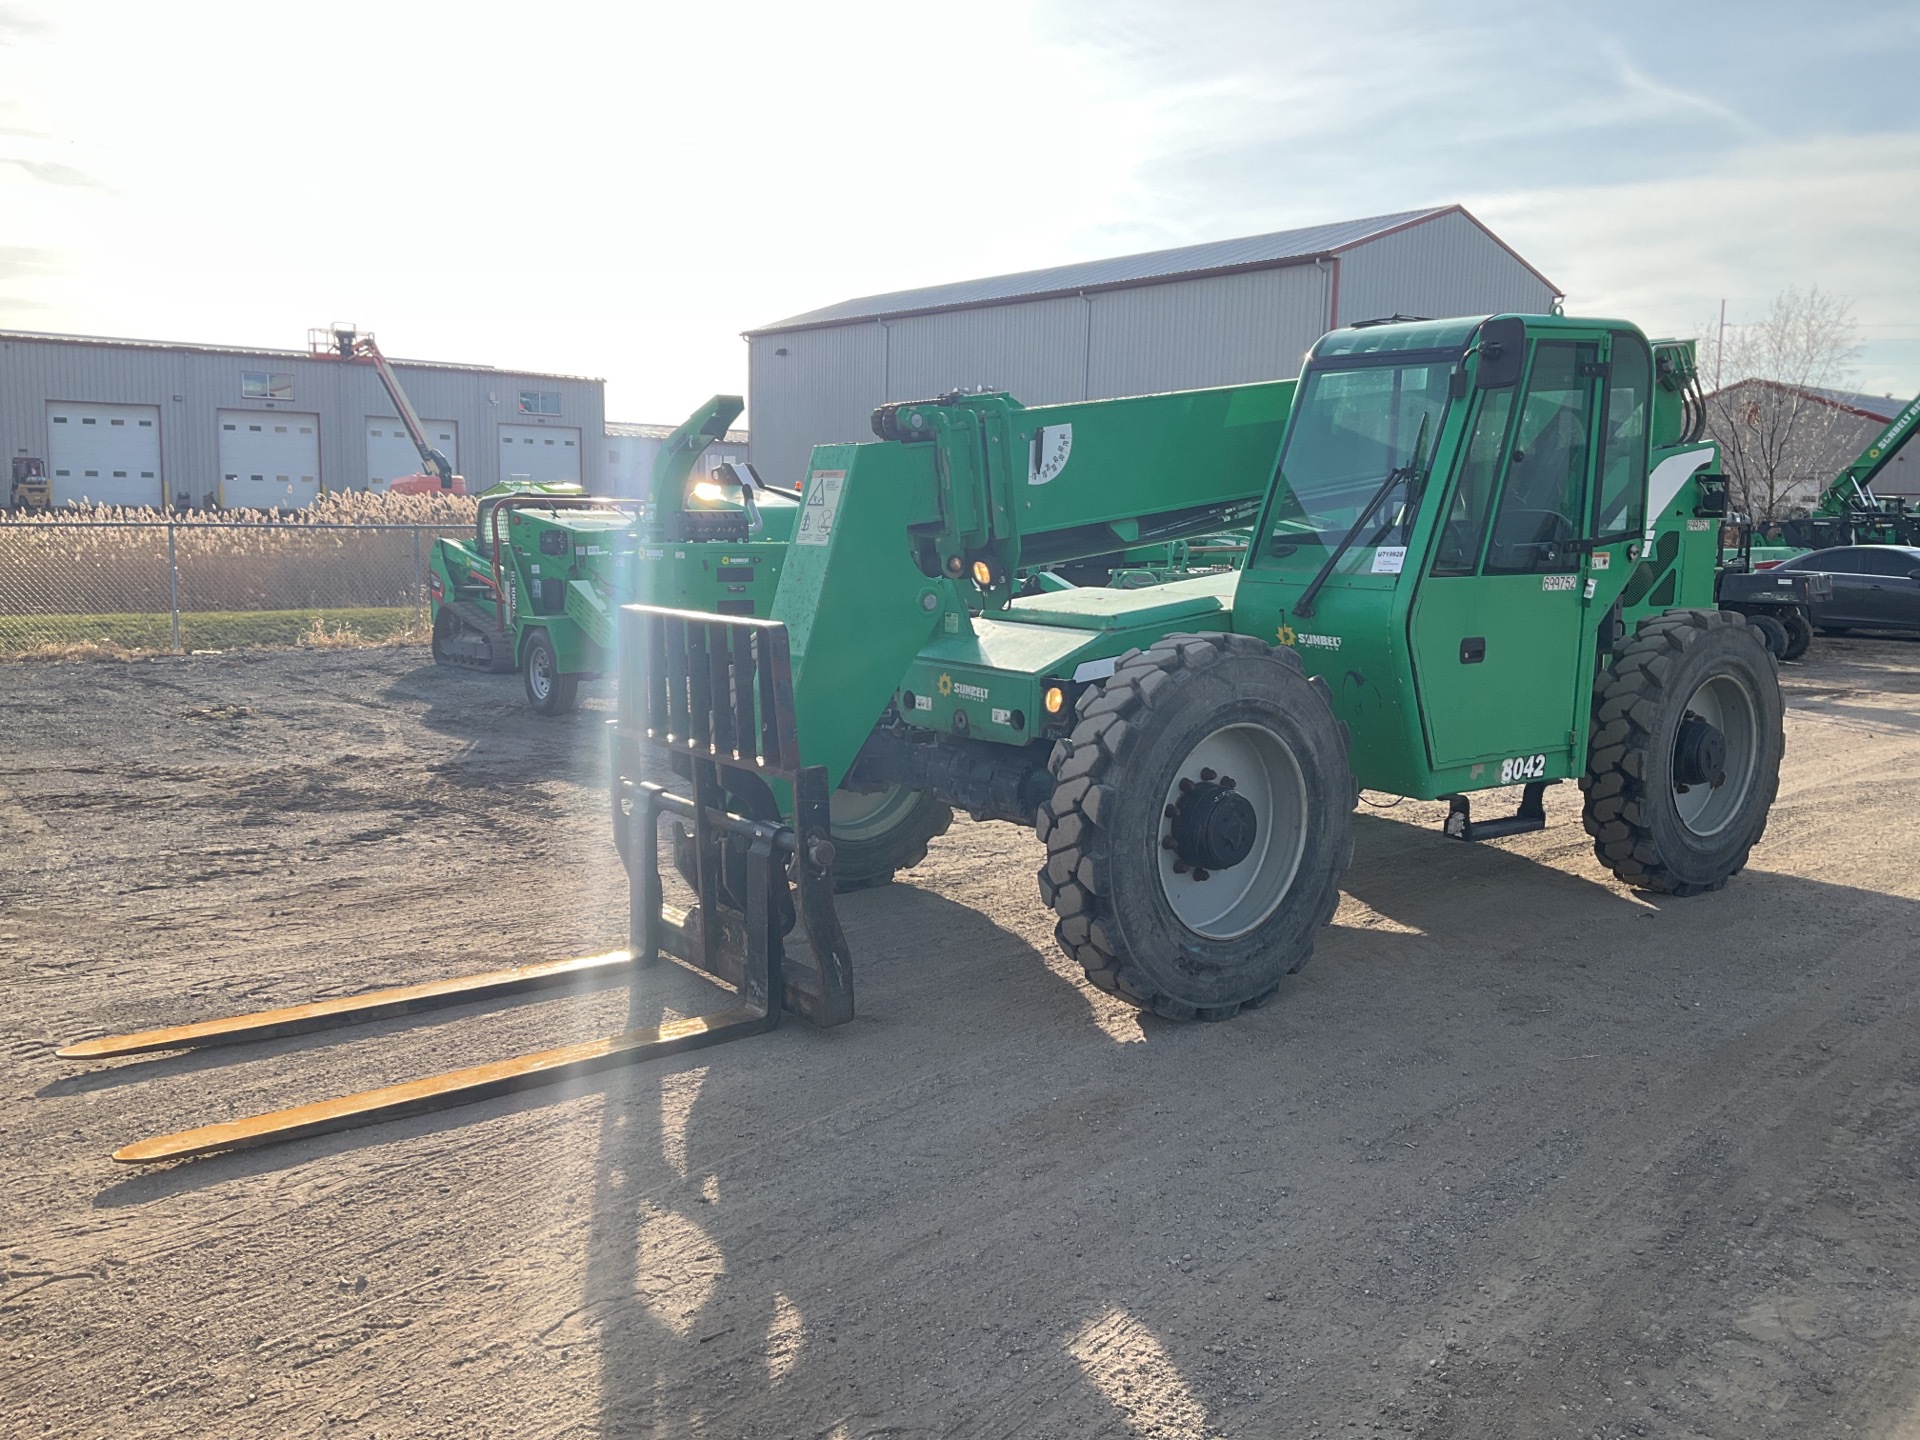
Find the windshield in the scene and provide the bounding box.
[1261,360,1455,559]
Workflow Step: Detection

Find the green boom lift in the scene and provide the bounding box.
[67,314,1787,1164]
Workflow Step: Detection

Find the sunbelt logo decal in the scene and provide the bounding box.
[937,672,990,702]
[1277,624,1340,651]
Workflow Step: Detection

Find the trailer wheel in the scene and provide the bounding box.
[1581,608,1783,897]
[1743,612,1789,660]
[521,629,578,716]
[1780,609,1813,662]
[1036,633,1354,1022]
[828,786,954,892]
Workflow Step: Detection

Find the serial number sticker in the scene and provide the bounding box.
[1371,546,1407,575]
[1500,753,1547,783]
[1688,518,1712,531]
[795,470,846,547]
[1542,574,1577,592]
[992,707,1012,726]
[913,693,932,712]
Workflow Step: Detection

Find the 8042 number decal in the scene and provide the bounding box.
[1499,753,1547,784]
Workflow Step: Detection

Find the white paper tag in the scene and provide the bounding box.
[795,470,846,546]
[1371,547,1407,575]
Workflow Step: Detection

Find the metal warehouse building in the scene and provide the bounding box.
[605,419,752,499]
[745,205,1560,486]
[0,329,606,510]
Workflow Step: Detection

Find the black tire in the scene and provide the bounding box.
[1035,632,1355,1022]
[521,629,579,716]
[1780,609,1813,662]
[1742,612,1789,661]
[828,787,954,892]
[1582,608,1783,897]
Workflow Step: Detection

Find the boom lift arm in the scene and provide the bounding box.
[1816,389,1920,517]
[310,325,461,491]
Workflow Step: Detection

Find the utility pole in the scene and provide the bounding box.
[1715,299,1726,391]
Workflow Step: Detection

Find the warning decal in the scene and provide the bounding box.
[796,470,846,547]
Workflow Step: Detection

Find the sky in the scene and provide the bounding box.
[1,0,1917,425]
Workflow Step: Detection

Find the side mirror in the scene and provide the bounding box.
[1474,317,1526,389]
[1909,569,1920,583]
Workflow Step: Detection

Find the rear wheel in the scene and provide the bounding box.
[1036,633,1354,1022]
[1780,609,1813,662]
[1582,609,1783,896]
[828,786,953,892]
[1743,612,1789,660]
[521,629,579,716]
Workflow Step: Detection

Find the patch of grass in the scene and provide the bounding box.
[0,606,424,658]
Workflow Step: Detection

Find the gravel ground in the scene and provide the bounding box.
[4,635,1920,1439]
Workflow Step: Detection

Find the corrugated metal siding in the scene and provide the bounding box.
[748,322,886,489]
[0,335,604,504]
[1336,211,1556,328]
[884,297,1088,407]
[1086,267,1330,396]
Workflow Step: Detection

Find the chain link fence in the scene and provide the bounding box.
[0,519,469,657]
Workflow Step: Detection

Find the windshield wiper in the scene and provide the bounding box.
[1292,413,1429,619]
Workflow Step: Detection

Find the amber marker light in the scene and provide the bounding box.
[971,559,994,587]
[1044,685,1066,715]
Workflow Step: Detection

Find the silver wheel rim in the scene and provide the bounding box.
[529,647,552,701]
[1157,721,1308,940]
[830,785,923,841]
[1672,672,1759,837]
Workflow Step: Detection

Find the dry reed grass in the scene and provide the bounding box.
[0,491,473,617]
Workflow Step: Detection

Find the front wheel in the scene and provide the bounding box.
[1582,609,1783,896]
[828,786,954,892]
[521,629,579,716]
[1036,633,1355,1022]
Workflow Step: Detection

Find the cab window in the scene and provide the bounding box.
[1430,388,1514,576]
[1483,342,1595,575]
[1595,335,1649,539]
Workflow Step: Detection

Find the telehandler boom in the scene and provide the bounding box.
[65,315,1784,1162]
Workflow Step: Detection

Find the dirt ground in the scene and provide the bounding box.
[4,634,1920,1440]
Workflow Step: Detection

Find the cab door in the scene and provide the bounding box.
[1408,337,1605,774]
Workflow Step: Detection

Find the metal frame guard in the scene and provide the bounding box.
[612,602,853,1029]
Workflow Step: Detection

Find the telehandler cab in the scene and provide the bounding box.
[67,315,1784,1162]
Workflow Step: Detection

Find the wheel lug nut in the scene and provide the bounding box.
[1199,767,1217,782]
[1172,860,1189,875]
[1164,804,1177,818]
[1192,868,1211,882]
[1161,835,1177,850]
[1178,778,1194,794]
[1219,775,1236,790]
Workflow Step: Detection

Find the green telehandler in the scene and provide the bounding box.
[68,313,1787,1163]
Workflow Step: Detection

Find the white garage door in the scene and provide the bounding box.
[498,424,581,484]
[218,411,321,510]
[366,418,458,488]
[46,401,162,508]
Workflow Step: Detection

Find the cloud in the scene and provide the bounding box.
[0,156,105,189]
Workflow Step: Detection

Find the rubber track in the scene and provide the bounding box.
[1034,632,1353,1022]
[1579,607,1778,896]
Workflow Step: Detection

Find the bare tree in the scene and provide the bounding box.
[1699,288,1862,522]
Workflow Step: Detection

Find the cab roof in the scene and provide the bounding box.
[1309,313,1648,364]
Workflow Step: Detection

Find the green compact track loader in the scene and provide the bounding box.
[69,314,1790,1164]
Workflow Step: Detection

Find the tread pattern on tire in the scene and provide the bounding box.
[1034,631,1354,1022]
[832,794,954,892]
[1580,607,1778,896]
